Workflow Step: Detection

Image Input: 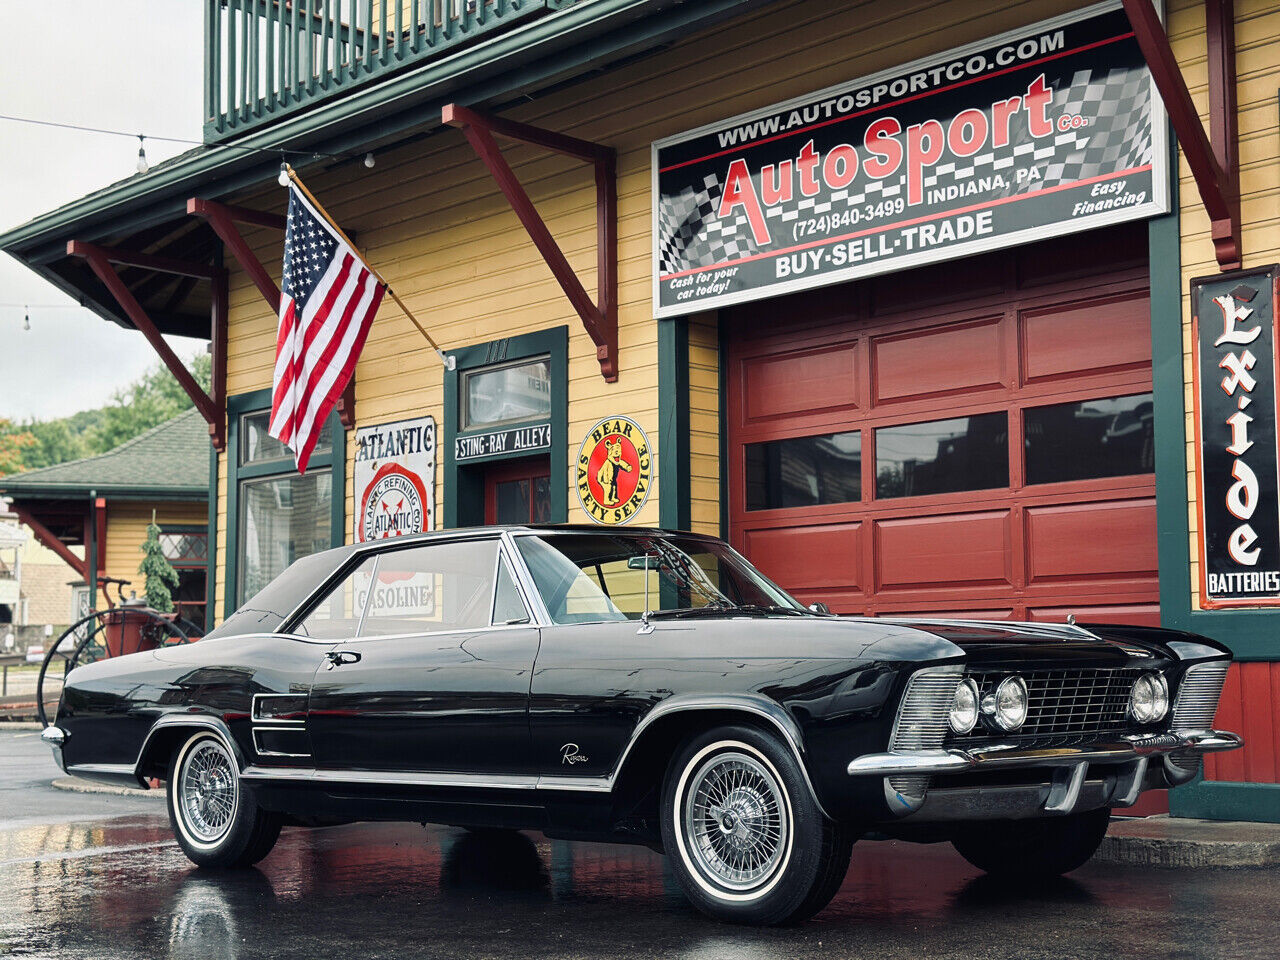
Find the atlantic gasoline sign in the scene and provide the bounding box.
[354,415,436,542]
[576,417,652,525]
[651,0,1169,317]
[1193,265,1280,608]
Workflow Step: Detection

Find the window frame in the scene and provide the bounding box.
[160,524,210,631]
[224,388,346,620]
[280,531,538,641]
[460,354,554,433]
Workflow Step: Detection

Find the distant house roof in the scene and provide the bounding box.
[0,409,208,501]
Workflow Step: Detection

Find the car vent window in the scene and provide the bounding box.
[492,557,531,625]
[295,556,379,640]
[360,539,500,636]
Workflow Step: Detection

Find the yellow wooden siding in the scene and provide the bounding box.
[1172,0,1280,609]
[213,0,1130,617]
[103,501,208,601]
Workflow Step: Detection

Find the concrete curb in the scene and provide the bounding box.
[1097,816,1280,868]
[0,721,44,730]
[51,777,163,800]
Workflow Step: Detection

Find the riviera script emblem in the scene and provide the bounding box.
[560,743,588,765]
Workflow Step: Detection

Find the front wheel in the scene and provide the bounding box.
[951,807,1111,879]
[167,731,281,868]
[661,725,853,925]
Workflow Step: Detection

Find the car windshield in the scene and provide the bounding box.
[513,533,808,624]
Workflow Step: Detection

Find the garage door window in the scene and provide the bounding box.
[875,412,1008,498]
[744,431,860,510]
[1024,393,1153,484]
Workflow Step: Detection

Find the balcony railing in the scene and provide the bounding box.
[204,1,551,141]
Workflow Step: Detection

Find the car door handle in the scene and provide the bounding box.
[324,650,361,669]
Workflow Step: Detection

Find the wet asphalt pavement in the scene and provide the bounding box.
[2,728,1277,960]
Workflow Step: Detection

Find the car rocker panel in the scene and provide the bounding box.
[41,525,1242,926]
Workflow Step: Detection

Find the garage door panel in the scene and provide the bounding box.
[871,316,1006,405]
[881,608,1017,621]
[742,342,859,424]
[874,511,1012,592]
[1024,498,1157,584]
[1022,295,1150,384]
[1027,604,1162,627]
[743,522,861,593]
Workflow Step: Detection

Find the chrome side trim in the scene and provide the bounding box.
[240,766,541,790]
[251,727,312,759]
[134,714,246,781]
[251,694,306,724]
[67,763,137,777]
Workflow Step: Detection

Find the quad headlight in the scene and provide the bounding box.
[949,678,980,734]
[1129,671,1170,723]
[981,675,1029,732]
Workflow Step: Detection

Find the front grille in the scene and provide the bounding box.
[888,666,963,800]
[1169,661,1230,771]
[955,668,1143,739]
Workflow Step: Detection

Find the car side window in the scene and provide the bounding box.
[492,557,530,625]
[295,556,378,640]
[360,539,500,637]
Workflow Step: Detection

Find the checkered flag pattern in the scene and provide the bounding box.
[657,65,1153,275]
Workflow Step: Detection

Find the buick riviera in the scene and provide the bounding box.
[42,526,1241,925]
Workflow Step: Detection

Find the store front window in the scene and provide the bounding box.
[226,396,344,617]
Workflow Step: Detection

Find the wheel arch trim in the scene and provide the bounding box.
[134,714,246,786]
[603,694,831,819]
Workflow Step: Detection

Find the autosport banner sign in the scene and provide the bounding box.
[651,1,1169,317]
[1193,266,1280,608]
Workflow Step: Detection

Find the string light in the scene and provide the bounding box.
[278,162,291,187]
[0,113,371,181]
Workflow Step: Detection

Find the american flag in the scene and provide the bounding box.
[269,182,385,471]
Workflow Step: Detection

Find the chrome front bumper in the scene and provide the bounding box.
[847,729,1242,778]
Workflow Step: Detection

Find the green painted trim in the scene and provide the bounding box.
[1170,778,1280,823]
[1148,126,1280,661]
[222,388,345,619]
[658,317,690,532]
[207,442,218,631]
[0,486,207,501]
[443,327,569,529]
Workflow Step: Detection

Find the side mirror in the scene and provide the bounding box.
[808,602,832,615]
[627,555,661,570]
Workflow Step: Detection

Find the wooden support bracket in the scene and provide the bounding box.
[443,104,619,382]
[1123,0,1241,269]
[67,240,227,448]
[188,197,357,427]
[7,503,87,581]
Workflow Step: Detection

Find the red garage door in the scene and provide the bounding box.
[726,227,1158,625]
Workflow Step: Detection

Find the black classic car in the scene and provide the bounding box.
[43,525,1241,924]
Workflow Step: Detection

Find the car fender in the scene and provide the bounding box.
[134,713,246,785]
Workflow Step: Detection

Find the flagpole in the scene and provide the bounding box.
[285,165,455,370]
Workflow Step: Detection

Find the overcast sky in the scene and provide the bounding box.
[0,1,209,422]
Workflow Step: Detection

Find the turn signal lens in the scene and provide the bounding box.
[982,676,1029,732]
[1131,672,1169,723]
[949,678,980,734]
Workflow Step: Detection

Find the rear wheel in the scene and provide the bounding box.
[951,807,1111,879]
[167,732,281,868]
[661,725,853,925]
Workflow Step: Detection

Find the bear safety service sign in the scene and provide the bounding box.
[651,1,1169,317]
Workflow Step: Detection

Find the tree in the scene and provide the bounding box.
[89,353,212,452]
[0,420,38,476]
[138,512,179,613]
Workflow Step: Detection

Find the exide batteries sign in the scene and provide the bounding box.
[651,1,1170,317]
[1193,266,1280,608]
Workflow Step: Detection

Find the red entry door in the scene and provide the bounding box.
[725,228,1160,625]
[485,456,552,525]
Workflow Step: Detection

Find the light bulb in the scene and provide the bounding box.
[135,136,149,174]
[278,162,290,187]
[363,152,375,169]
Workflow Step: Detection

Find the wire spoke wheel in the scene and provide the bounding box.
[683,751,790,892]
[178,739,239,844]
